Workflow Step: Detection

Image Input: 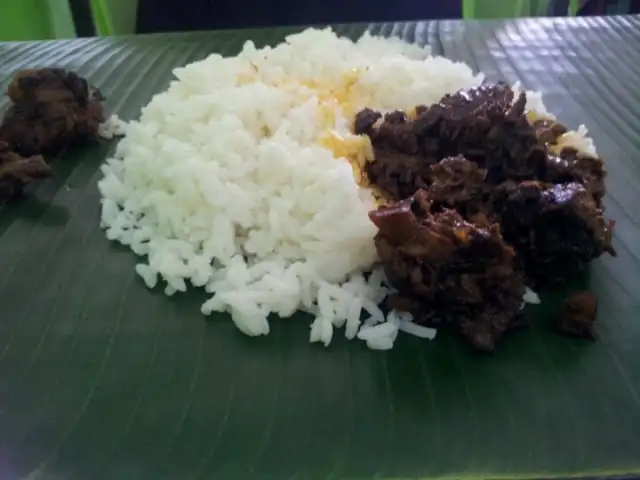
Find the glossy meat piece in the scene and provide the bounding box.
[358,83,617,350]
[369,190,525,352]
[426,156,488,218]
[0,68,105,157]
[553,147,606,205]
[556,291,598,339]
[360,83,549,202]
[498,181,615,285]
[354,107,381,136]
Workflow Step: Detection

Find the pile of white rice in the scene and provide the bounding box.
[98,28,594,350]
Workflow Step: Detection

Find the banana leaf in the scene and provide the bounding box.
[0,17,639,480]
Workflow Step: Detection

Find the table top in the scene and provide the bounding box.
[1,16,639,480]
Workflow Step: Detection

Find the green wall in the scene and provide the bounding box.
[0,0,76,41]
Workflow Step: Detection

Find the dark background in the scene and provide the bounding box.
[69,0,640,37]
[134,0,463,33]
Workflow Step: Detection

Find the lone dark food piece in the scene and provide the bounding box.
[358,83,616,350]
[0,68,105,203]
[556,291,598,339]
[369,189,525,352]
[0,68,105,157]
[0,141,52,203]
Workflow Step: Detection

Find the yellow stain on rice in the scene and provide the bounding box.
[318,130,374,184]
[237,64,375,184]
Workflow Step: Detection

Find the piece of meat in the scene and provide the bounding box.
[497,181,615,286]
[556,291,598,339]
[359,84,608,209]
[533,119,606,204]
[369,190,525,352]
[357,83,616,350]
[360,83,550,203]
[0,68,105,157]
[0,141,52,203]
[375,111,420,154]
[434,83,548,184]
[364,146,432,200]
[543,153,575,185]
[533,119,568,145]
[555,147,606,205]
[354,107,381,136]
[426,155,489,219]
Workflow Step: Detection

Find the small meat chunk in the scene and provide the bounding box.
[358,83,548,202]
[555,148,606,205]
[497,181,615,285]
[426,156,488,219]
[364,148,431,201]
[0,141,52,203]
[354,107,381,136]
[556,291,598,339]
[435,83,547,184]
[369,190,525,352]
[532,118,606,204]
[0,68,105,157]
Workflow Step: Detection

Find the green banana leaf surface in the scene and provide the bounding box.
[1,16,640,480]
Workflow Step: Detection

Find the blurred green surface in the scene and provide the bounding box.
[0,16,639,480]
[463,0,557,18]
[0,0,76,41]
[92,0,139,36]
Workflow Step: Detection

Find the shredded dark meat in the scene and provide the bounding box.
[358,83,616,350]
[363,82,548,200]
[354,107,382,136]
[362,110,428,199]
[0,141,52,203]
[369,190,525,352]
[556,291,598,339]
[426,155,489,219]
[531,119,606,204]
[0,68,105,157]
[0,68,106,203]
[497,181,615,285]
[553,148,606,205]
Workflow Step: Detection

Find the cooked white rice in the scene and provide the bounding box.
[98,114,129,139]
[98,28,593,350]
